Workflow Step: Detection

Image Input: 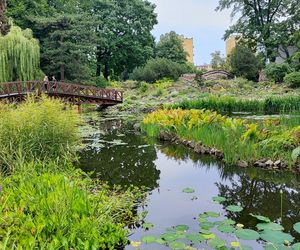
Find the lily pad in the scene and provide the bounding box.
[155,238,165,244]
[217,224,236,233]
[142,223,154,230]
[212,196,227,203]
[199,213,209,219]
[200,221,215,230]
[186,233,205,243]
[226,205,243,212]
[205,211,220,218]
[161,233,179,242]
[208,238,227,248]
[257,222,284,231]
[292,243,300,250]
[236,229,260,240]
[175,225,189,232]
[260,230,294,244]
[293,222,300,233]
[202,233,216,239]
[141,236,156,244]
[182,188,195,193]
[169,241,186,250]
[221,219,236,225]
[199,229,212,235]
[250,213,271,223]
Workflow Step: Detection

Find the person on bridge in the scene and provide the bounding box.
[51,76,57,90]
[44,76,49,91]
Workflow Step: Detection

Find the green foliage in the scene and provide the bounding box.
[230,45,261,81]
[0,24,40,82]
[156,31,187,64]
[0,0,10,35]
[95,76,110,88]
[170,95,300,114]
[216,0,299,62]
[0,167,139,249]
[130,58,187,83]
[210,51,226,70]
[265,63,292,83]
[284,71,300,88]
[0,96,80,171]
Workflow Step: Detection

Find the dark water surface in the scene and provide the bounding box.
[79,112,300,250]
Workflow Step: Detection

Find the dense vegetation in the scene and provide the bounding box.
[143,109,300,167]
[0,98,142,249]
[170,95,300,114]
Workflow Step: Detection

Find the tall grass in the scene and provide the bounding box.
[0,96,80,171]
[170,95,300,114]
[0,96,142,249]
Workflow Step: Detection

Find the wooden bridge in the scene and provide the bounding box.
[0,81,123,107]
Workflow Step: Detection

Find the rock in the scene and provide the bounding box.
[194,143,206,154]
[274,160,281,166]
[265,160,274,167]
[188,141,196,149]
[159,131,172,141]
[237,160,248,168]
[215,150,224,159]
[254,160,266,168]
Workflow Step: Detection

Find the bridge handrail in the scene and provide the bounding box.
[0,80,123,102]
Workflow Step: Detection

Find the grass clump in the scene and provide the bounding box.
[170,95,300,114]
[0,97,142,249]
[142,109,300,167]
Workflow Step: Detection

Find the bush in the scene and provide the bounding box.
[265,63,292,83]
[230,45,261,81]
[0,96,80,170]
[95,76,110,88]
[284,71,300,88]
[130,58,187,83]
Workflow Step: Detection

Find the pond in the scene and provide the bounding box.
[79,112,300,250]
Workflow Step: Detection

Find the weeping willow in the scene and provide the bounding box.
[0,25,40,82]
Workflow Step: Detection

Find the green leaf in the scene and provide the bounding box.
[208,238,227,248]
[292,243,300,250]
[200,221,215,230]
[292,146,300,161]
[175,225,189,232]
[141,236,156,244]
[142,223,154,230]
[293,222,300,233]
[217,224,236,233]
[256,222,284,231]
[185,233,205,243]
[260,230,294,244]
[226,205,243,212]
[155,238,165,244]
[168,241,186,250]
[222,219,236,225]
[161,233,179,242]
[182,188,195,193]
[205,211,220,218]
[212,196,227,203]
[250,213,271,223]
[236,229,260,240]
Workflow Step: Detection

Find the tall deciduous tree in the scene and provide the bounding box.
[210,51,226,69]
[216,0,299,62]
[92,0,157,80]
[0,25,40,82]
[156,31,187,64]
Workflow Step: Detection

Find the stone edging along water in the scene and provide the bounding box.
[157,130,299,173]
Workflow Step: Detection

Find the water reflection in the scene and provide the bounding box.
[79,113,300,248]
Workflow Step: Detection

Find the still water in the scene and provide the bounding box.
[79,112,300,250]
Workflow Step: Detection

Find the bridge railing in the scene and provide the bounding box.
[0,81,123,102]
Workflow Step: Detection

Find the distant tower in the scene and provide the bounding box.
[226,35,241,56]
[180,36,194,64]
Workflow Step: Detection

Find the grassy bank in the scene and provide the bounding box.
[142,109,300,168]
[0,97,141,249]
[169,95,300,114]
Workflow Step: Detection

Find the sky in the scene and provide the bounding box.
[148,0,233,65]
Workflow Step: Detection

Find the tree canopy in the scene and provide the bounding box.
[0,25,40,82]
[211,51,226,70]
[156,31,187,64]
[216,0,300,62]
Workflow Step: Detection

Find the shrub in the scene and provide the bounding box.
[0,96,80,171]
[130,58,187,83]
[139,82,149,93]
[96,76,110,88]
[230,45,261,81]
[0,166,140,249]
[265,63,292,83]
[284,71,300,88]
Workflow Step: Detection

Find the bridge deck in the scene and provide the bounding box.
[0,81,123,106]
